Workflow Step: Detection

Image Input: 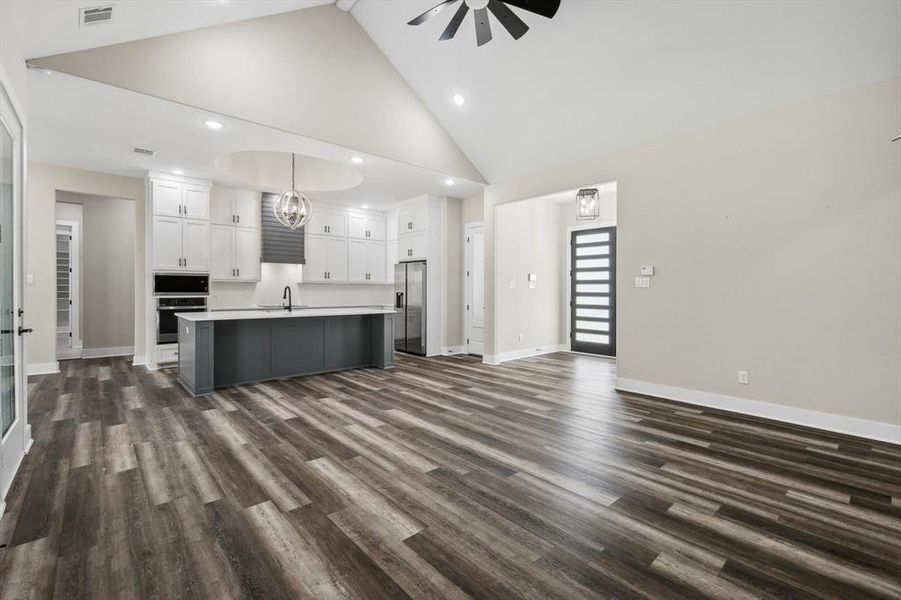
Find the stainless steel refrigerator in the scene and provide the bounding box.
[394,261,426,355]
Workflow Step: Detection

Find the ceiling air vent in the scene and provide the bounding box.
[79,6,113,27]
[133,147,156,157]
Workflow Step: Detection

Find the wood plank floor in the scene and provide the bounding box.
[1,353,899,599]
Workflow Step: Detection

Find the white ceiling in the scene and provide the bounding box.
[27,70,483,210]
[6,0,331,59]
[353,0,901,182]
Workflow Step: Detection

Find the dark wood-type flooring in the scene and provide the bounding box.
[1,353,899,599]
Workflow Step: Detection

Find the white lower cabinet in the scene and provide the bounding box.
[304,235,347,282]
[211,225,260,281]
[348,239,386,283]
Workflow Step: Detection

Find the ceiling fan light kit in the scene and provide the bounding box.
[407,0,561,47]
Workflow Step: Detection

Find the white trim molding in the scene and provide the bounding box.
[615,378,901,444]
[442,346,464,355]
[132,354,147,367]
[483,344,568,365]
[28,362,60,376]
[81,346,135,359]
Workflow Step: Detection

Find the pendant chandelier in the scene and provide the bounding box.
[274,153,313,230]
[576,188,599,220]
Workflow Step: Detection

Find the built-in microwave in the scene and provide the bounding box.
[153,273,209,296]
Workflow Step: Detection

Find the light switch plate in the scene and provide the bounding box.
[640,265,655,276]
[509,280,516,289]
[635,277,650,288]
[528,273,537,282]
[528,281,536,289]
[27,274,34,284]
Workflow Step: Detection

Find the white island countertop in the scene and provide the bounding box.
[176,307,396,322]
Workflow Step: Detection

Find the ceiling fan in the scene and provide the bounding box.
[407,0,561,47]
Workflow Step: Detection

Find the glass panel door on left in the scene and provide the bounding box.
[0,80,26,504]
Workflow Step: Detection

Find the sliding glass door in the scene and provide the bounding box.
[0,80,26,504]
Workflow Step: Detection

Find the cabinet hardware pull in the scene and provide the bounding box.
[237,268,240,277]
[232,268,235,276]
[237,215,240,223]
[232,215,235,223]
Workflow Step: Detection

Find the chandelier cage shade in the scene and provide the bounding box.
[576,188,600,220]
[274,153,313,230]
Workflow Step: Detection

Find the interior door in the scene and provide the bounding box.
[570,227,616,356]
[464,224,485,355]
[0,82,26,503]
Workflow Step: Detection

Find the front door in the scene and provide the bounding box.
[570,227,616,356]
[464,223,485,355]
[0,81,27,505]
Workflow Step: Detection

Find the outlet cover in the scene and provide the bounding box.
[635,277,650,288]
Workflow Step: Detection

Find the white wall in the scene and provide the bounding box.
[0,3,27,114]
[484,79,900,433]
[443,197,463,349]
[57,192,135,353]
[27,163,145,371]
[463,193,484,224]
[33,5,483,183]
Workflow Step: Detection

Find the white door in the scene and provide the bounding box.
[326,237,348,281]
[348,238,368,282]
[183,185,209,220]
[152,180,182,217]
[234,227,260,281]
[464,223,485,355]
[210,225,234,280]
[304,235,327,282]
[411,230,428,260]
[367,240,386,283]
[233,191,259,228]
[152,216,183,271]
[182,219,210,272]
[209,188,236,226]
[0,81,27,504]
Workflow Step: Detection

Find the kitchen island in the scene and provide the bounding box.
[175,307,395,396]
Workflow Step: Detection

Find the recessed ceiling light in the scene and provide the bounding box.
[351,156,364,164]
[361,204,369,209]
[444,178,455,186]
[453,94,465,106]
[171,169,184,175]
[204,119,224,130]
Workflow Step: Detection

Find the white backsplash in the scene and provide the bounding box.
[209,263,393,309]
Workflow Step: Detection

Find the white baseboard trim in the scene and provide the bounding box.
[483,344,568,366]
[132,354,147,366]
[615,377,901,444]
[442,346,464,355]
[28,362,59,376]
[81,346,134,359]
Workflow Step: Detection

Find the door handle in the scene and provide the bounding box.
[18,327,33,336]
[395,292,404,309]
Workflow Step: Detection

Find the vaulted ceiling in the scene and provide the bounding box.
[353,0,901,182]
[11,0,901,188]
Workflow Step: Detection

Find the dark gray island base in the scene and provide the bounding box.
[176,308,395,396]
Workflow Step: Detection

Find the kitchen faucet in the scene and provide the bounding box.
[282,286,292,312]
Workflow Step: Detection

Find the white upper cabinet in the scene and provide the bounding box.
[152,216,183,271]
[303,235,347,282]
[348,212,386,240]
[182,219,210,272]
[152,180,183,217]
[326,237,348,281]
[234,228,260,281]
[211,187,260,227]
[308,208,346,236]
[368,241,387,282]
[397,203,428,235]
[348,239,368,283]
[183,185,210,220]
[210,225,234,280]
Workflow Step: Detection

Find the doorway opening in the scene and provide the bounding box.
[55,191,136,361]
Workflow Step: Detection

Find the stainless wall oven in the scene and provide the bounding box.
[156,296,207,344]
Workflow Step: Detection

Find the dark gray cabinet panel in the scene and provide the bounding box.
[214,320,272,386]
[177,313,395,396]
[272,318,325,377]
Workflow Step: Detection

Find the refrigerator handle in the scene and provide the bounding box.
[395,291,405,309]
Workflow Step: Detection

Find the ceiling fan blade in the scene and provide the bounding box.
[439,3,470,40]
[487,0,529,40]
[502,0,561,19]
[407,0,459,26]
[473,7,493,46]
